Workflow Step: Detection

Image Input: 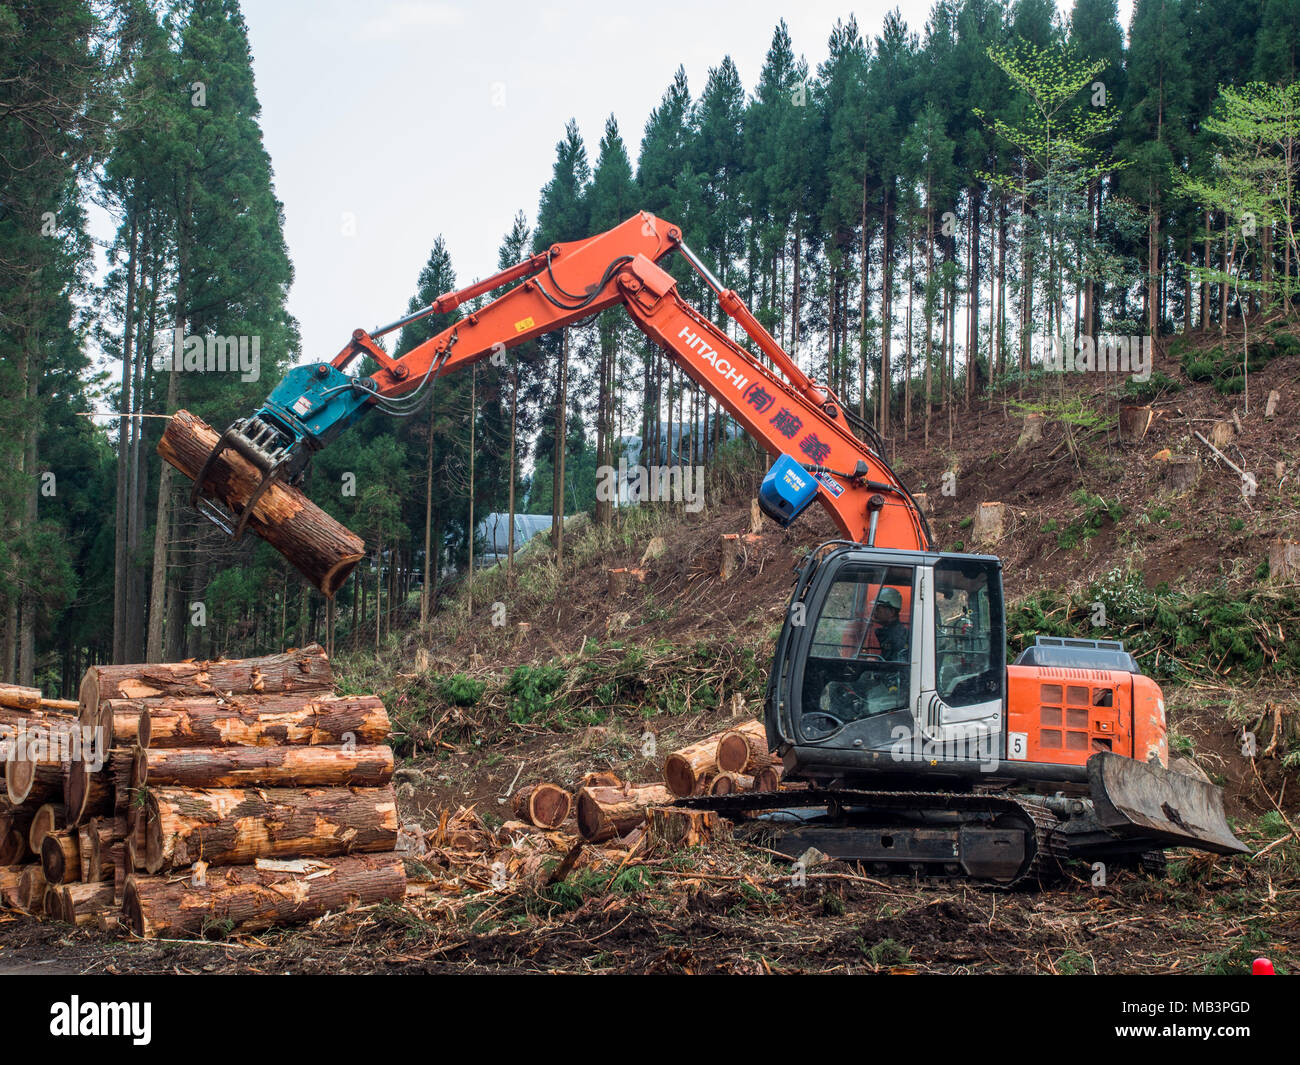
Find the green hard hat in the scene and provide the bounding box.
[877,587,903,611]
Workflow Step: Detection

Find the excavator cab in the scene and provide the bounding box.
[767,543,1006,787]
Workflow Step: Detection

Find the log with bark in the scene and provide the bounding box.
[158,410,365,596]
[124,852,406,938]
[77,821,116,883]
[129,692,390,749]
[19,865,47,914]
[63,761,114,825]
[58,881,115,926]
[663,728,732,797]
[0,827,25,866]
[142,784,399,872]
[132,743,393,789]
[0,683,42,712]
[0,865,24,909]
[751,763,783,792]
[707,771,753,796]
[510,782,572,829]
[6,755,66,806]
[715,720,773,774]
[78,644,335,739]
[41,830,80,885]
[575,783,672,843]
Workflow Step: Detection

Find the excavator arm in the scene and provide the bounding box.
[190,212,932,553]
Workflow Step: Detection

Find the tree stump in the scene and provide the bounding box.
[912,491,934,516]
[1209,420,1236,448]
[1119,405,1154,442]
[1265,389,1281,418]
[1015,412,1044,449]
[1162,455,1200,492]
[749,498,764,535]
[720,534,742,581]
[973,502,1005,545]
[645,807,728,853]
[1269,539,1300,582]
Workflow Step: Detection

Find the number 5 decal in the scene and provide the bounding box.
[1007,732,1028,760]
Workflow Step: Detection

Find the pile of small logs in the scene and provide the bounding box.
[509,720,785,849]
[0,645,405,938]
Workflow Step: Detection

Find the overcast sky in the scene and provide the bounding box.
[125,0,1133,376]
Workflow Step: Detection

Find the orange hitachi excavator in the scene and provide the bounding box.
[179,212,1245,883]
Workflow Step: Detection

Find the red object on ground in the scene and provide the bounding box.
[1252,958,1275,975]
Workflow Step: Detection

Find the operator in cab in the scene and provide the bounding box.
[872,587,909,662]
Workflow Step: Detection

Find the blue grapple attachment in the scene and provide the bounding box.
[190,363,375,540]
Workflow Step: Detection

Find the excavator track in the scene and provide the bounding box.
[678,788,1070,887]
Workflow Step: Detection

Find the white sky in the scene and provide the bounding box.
[238,0,1132,367]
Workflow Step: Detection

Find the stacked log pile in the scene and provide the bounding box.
[0,645,405,938]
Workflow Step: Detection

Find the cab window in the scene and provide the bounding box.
[934,557,1004,708]
[800,564,914,732]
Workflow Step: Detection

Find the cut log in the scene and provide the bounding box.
[60,881,115,925]
[143,784,399,873]
[133,743,393,789]
[6,755,66,806]
[663,728,731,798]
[64,761,114,826]
[715,720,772,774]
[0,683,42,711]
[111,842,126,903]
[158,410,365,596]
[0,865,24,909]
[0,828,25,865]
[41,830,80,885]
[79,644,335,733]
[131,692,390,749]
[88,822,116,884]
[752,763,784,792]
[510,782,572,829]
[707,771,753,796]
[575,783,672,843]
[27,803,65,853]
[123,852,406,939]
[645,807,728,852]
[19,864,47,914]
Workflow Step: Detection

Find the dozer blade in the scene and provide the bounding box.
[1086,751,1249,856]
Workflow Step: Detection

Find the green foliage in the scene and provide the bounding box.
[504,663,567,724]
[1008,569,1300,680]
[434,673,485,708]
[1056,489,1123,549]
